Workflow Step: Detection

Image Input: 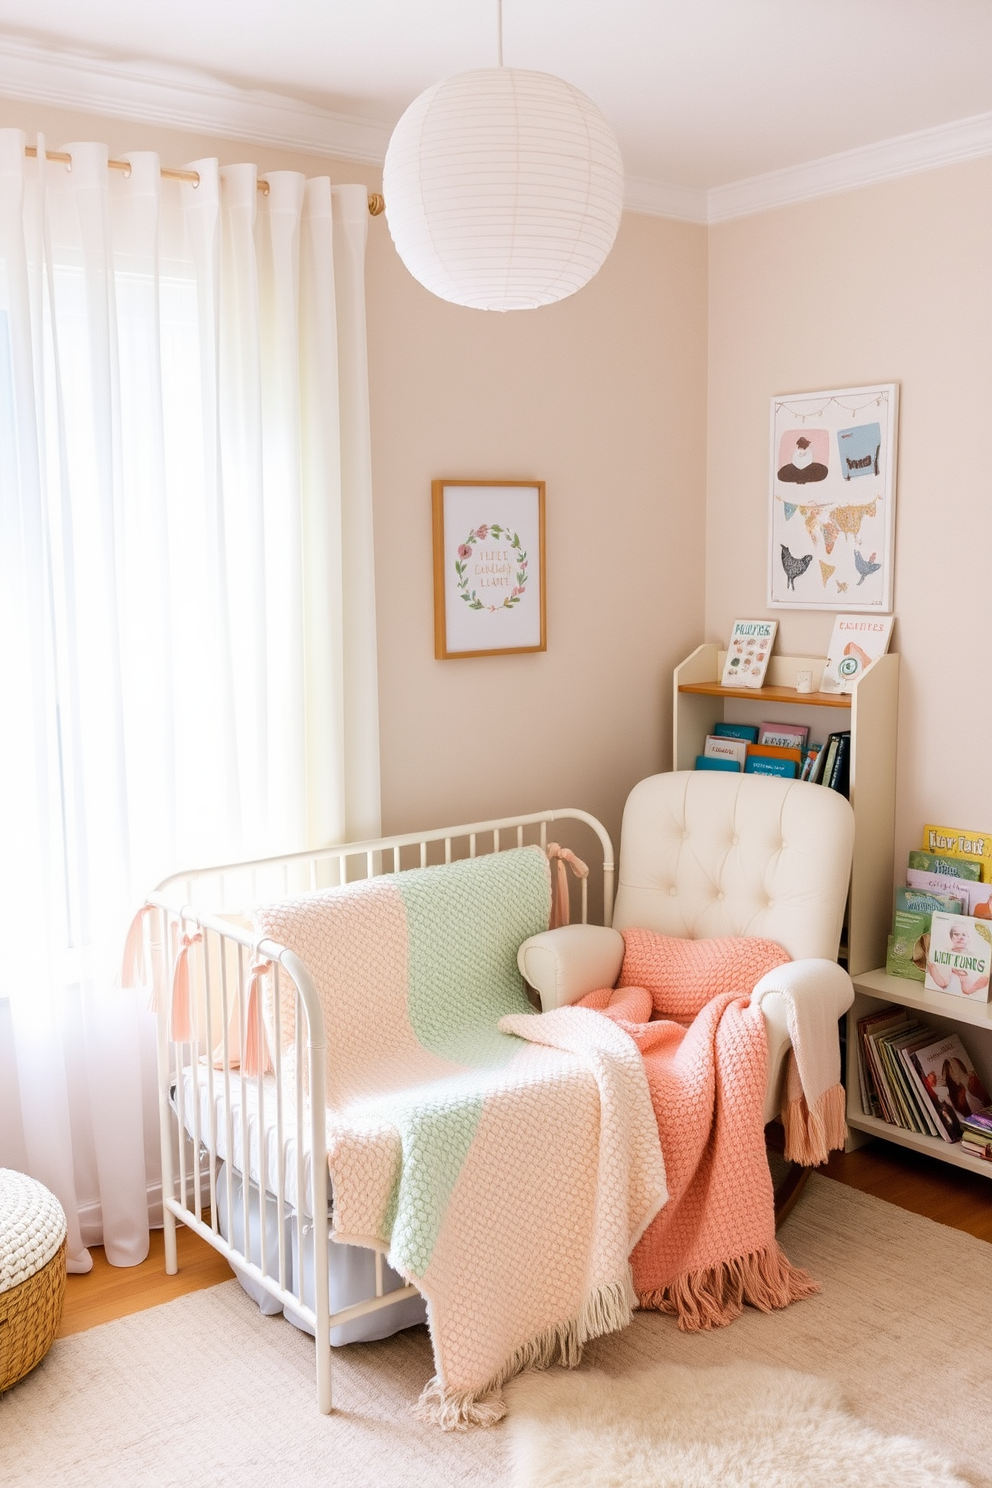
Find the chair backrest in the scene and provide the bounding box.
[611,771,854,962]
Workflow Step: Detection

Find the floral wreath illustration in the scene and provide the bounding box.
[453,524,528,612]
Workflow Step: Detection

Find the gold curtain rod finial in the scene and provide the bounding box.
[368,192,385,217]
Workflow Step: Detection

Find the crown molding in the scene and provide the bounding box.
[0,35,391,165]
[707,110,992,223]
[3,35,992,222]
[622,173,707,224]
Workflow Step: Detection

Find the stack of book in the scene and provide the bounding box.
[694,720,849,795]
[857,1010,991,1143]
[695,721,813,781]
[960,1106,992,1163]
[886,822,992,993]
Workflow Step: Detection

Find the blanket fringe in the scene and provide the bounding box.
[410,1278,634,1431]
[783,1080,847,1167]
[637,1243,820,1332]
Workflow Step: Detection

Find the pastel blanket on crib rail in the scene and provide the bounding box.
[252,847,666,1429]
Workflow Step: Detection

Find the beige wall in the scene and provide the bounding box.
[3,99,709,856]
[367,211,708,847]
[706,160,992,878]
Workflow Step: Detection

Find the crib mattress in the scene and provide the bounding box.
[173,1062,427,1345]
[175,1061,323,1218]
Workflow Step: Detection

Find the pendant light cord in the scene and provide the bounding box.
[496,0,504,66]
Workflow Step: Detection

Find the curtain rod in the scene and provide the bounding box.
[23,145,385,216]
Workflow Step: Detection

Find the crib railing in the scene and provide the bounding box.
[147,807,613,1414]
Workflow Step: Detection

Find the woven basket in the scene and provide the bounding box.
[0,1239,67,1392]
[0,1169,68,1393]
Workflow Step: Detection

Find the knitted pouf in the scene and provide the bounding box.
[0,1169,67,1391]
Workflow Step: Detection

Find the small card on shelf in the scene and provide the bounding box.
[721,620,778,690]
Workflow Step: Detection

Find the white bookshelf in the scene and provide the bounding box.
[673,644,899,978]
[847,968,992,1181]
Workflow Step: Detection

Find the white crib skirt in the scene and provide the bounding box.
[214,1161,427,1345]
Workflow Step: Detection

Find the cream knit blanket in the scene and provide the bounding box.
[253,848,666,1428]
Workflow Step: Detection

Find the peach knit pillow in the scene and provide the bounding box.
[619,928,790,1019]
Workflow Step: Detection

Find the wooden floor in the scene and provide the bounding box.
[58,1222,234,1338]
[59,1136,992,1336]
[820,1136,992,1242]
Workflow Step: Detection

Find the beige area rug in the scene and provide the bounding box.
[1,1174,990,1488]
[504,1360,971,1487]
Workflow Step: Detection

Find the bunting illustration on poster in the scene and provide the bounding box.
[768,384,898,611]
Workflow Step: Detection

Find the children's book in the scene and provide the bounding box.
[703,734,748,768]
[824,731,851,795]
[695,756,739,772]
[720,620,778,689]
[895,887,965,918]
[922,825,992,883]
[809,735,837,785]
[877,1022,935,1133]
[856,1008,903,1120]
[820,614,894,694]
[924,913,992,1001]
[744,755,797,779]
[713,722,759,743]
[906,870,992,918]
[799,744,822,782]
[859,1008,916,1125]
[898,1034,946,1138]
[809,731,849,789]
[886,930,926,984]
[758,722,809,750]
[908,849,982,882]
[909,1032,992,1142]
[747,742,803,767]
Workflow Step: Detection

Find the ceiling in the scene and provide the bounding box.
[2,0,992,216]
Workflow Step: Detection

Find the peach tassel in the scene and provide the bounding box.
[170,931,202,1043]
[242,960,274,1077]
[546,844,589,929]
[118,904,153,994]
[638,1244,820,1331]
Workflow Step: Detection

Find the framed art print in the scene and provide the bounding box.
[432,480,546,659]
[767,383,898,611]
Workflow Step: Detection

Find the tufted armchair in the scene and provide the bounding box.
[518,770,856,1127]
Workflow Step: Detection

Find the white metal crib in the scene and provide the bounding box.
[148,808,613,1414]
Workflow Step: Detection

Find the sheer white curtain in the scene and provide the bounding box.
[0,129,379,1270]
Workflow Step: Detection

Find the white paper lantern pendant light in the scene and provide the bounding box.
[383,2,624,311]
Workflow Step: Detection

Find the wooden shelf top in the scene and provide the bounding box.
[853,967,992,1030]
[677,680,852,709]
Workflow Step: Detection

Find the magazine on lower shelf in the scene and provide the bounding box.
[857,1011,991,1144]
[908,1034,991,1143]
[961,1106,992,1162]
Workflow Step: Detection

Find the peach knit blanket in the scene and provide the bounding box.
[576,930,836,1330]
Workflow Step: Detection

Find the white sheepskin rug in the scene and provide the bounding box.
[504,1360,973,1488]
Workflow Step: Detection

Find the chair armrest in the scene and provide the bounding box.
[751,957,854,1022]
[517,925,626,1011]
[751,959,854,1125]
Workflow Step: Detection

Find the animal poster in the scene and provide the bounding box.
[767,384,898,611]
